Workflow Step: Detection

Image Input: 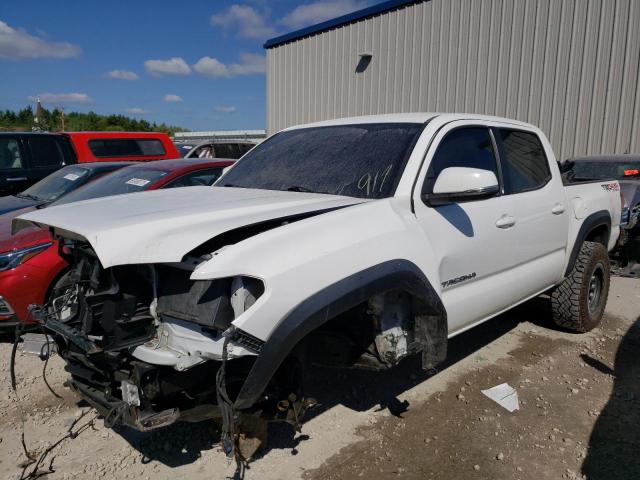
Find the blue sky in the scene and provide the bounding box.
[0,0,370,130]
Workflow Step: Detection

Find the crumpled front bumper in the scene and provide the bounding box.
[70,380,181,431]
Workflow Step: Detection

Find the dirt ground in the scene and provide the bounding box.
[0,277,638,480]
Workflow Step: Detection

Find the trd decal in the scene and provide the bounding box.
[601,183,620,191]
[441,272,477,288]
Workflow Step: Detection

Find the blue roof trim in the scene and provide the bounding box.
[263,0,420,49]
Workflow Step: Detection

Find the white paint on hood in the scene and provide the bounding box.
[13,186,365,268]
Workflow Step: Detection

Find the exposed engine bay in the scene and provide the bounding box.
[37,236,421,460]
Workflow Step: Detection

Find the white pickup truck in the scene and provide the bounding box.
[14,113,622,459]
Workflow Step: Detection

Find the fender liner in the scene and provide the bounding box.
[233,259,447,410]
[564,210,611,277]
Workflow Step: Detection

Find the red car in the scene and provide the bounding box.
[0,158,233,330]
[65,131,180,163]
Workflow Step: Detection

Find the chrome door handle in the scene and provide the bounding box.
[552,203,565,215]
[496,215,516,229]
[6,177,27,182]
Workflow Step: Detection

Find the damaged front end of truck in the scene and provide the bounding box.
[37,236,313,460]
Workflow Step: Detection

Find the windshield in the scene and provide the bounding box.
[569,161,640,180]
[218,123,424,199]
[52,166,169,206]
[20,166,91,202]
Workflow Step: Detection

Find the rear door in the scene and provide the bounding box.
[491,125,568,287]
[0,136,30,195]
[25,135,67,185]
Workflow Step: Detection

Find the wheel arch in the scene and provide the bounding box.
[233,259,447,410]
[44,265,72,304]
[565,210,611,277]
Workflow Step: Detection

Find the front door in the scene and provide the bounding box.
[414,122,521,335]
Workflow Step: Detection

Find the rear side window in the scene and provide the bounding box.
[88,139,166,158]
[422,127,498,194]
[0,138,23,169]
[495,129,551,194]
[214,144,240,159]
[29,136,65,167]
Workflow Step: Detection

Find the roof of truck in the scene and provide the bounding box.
[284,113,536,130]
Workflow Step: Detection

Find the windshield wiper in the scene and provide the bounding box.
[286,186,315,193]
[16,193,42,201]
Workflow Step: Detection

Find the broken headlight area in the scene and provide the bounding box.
[39,239,276,438]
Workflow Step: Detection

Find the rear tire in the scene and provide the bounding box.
[551,241,610,332]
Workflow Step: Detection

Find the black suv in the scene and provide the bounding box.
[0,133,77,196]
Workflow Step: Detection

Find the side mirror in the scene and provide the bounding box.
[423,167,499,206]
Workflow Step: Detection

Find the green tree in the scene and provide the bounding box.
[0,105,187,134]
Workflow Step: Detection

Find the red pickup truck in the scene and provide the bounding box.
[64,132,180,163]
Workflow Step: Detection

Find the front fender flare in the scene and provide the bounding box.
[233,259,447,410]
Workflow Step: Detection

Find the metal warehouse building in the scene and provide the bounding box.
[264,0,640,160]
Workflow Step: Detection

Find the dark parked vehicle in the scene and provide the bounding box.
[0,133,76,196]
[564,155,639,276]
[178,140,255,159]
[0,162,133,215]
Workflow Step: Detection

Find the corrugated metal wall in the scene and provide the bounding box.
[266,0,640,160]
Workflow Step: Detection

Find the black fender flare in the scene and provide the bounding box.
[564,210,611,277]
[233,259,447,410]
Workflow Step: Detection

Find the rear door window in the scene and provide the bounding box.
[28,136,65,167]
[495,129,551,194]
[88,139,166,158]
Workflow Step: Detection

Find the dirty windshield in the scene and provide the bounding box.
[51,167,168,206]
[219,123,424,199]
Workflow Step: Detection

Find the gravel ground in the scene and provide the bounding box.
[0,277,637,480]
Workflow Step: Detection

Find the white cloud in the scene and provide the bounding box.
[229,53,266,75]
[126,108,150,115]
[194,56,230,78]
[281,1,369,29]
[0,20,80,60]
[194,53,265,79]
[107,69,138,81]
[210,5,276,39]
[29,93,91,104]
[215,106,237,113]
[144,57,191,76]
[164,94,182,103]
